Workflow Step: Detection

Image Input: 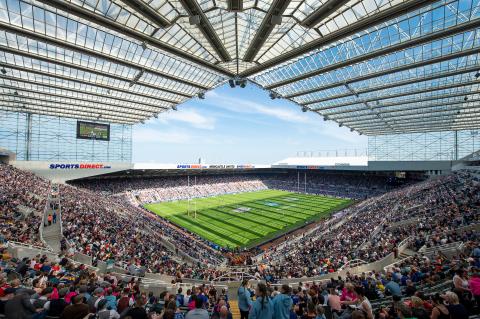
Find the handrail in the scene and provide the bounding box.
[38,183,52,248]
[7,240,54,253]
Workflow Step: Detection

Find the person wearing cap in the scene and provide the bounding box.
[0,287,15,315]
[61,294,89,319]
[44,287,69,317]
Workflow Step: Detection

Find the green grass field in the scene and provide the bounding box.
[145,190,352,248]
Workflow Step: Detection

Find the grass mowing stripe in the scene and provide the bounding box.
[145,190,352,248]
[209,207,285,230]
[172,214,246,246]
[242,202,312,221]
[191,209,268,237]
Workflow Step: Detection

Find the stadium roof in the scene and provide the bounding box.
[0,0,479,135]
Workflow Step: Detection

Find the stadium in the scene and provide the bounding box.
[0,1,479,319]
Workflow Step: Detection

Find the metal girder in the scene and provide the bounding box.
[331,98,480,121]
[342,108,480,127]
[361,123,480,135]
[0,102,137,124]
[0,22,206,92]
[34,0,234,77]
[352,115,480,131]
[312,80,480,112]
[285,47,480,99]
[0,74,170,111]
[178,0,232,62]
[360,121,480,135]
[120,0,171,28]
[0,45,187,103]
[0,93,150,120]
[243,0,291,62]
[0,84,159,117]
[264,18,480,90]
[300,0,350,28]
[0,62,189,102]
[302,65,480,106]
[325,91,480,116]
[241,0,437,77]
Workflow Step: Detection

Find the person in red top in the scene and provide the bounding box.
[0,277,10,298]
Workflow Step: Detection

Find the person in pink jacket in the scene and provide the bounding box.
[469,272,480,306]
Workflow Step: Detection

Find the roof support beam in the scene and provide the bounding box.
[325,91,480,117]
[300,0,350,28]
[0,85,159,117]
[331,99,480,122]
[342,108,480,127]
[0,46,183,103]
[360,121,480,135]
[34,0,233,77]
[285,47,480,99]
[264,18,480,89]
[241,0,438,77]
[362,125,480,135]
[0,102,136,124]
[0,74,170,111]
[352,116,480,131]
[0,22,205,92]
[120,0,171,28]
[0,93,148,120]
[243,0,291,62]
[312,80,479,112]
[179,0,232,62]
[302,65,480,106]
[0,62,188,102]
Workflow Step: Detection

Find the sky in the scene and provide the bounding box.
[132,83,367,164]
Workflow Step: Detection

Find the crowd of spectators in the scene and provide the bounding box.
[72,172,400,204]
[1,162,479,286]
[0,164,49,247]
[1,238,478,319]
[244,171,480,281]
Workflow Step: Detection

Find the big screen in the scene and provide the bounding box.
[76,121,110,141]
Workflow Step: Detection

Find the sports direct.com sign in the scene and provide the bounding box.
[49,163,111,169]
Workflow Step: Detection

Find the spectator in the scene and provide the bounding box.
[60,294,89,319]
[249,283,273,319]
[238,279,252,319]
[185,296,209,319]
[272,284,292,319]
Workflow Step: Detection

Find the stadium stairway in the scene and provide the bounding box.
[229,300,240,319]
[40,186,63,252]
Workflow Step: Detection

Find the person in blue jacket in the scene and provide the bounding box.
[238,279,253,319]
[273,284,293,319]
[249,283,273,319]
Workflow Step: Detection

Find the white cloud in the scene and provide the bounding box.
[206,93,311,124]
[133,127,192,144]
[156,108,216,130]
